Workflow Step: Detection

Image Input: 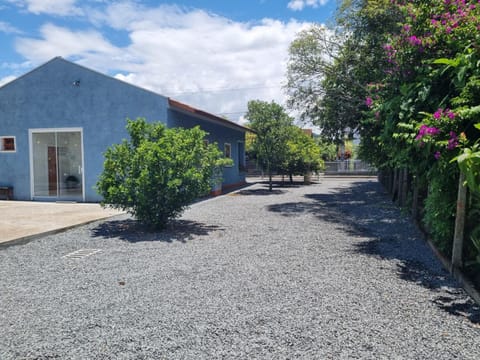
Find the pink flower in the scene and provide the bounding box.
[407,35,422,46]
[434,151,441,160]
[433,108,443,119]
[365,97,373,107]
[416,125,440,140]
[447,131,459,149]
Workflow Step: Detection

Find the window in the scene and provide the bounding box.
[0,136,16,152]
[224,143,232,159]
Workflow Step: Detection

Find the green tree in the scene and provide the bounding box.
[245,100,293,191]
[316,138,337,161]
[281,126,323,183]
[96,118,229,229]
[286,2,401,142]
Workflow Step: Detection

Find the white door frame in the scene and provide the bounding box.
[29,127,85,202]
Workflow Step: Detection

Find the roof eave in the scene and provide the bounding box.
[168,98,253,133]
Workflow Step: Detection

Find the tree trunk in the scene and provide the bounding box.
[412,175,419,221]
[452,172,467,270]
[266,162,273,191]
[392,168,398,202]
[400,168,408,207]
[388,168,394,193]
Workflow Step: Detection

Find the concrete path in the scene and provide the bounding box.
[0,201,123,245]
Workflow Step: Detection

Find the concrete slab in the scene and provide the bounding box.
[0,201,124,246]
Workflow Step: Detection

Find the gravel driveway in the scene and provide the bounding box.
[1,177,479,359]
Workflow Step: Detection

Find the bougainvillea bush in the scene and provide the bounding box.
[360,0,480,261]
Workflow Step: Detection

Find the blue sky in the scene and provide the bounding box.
[0,0,336,122]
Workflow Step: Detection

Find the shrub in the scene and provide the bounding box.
[423,169,458,256]
[96,118,230,229]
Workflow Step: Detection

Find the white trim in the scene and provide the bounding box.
[29,128,85,202]
[0,136,16,153]
[29,127,83,133]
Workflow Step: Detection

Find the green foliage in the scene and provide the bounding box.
[286,0,480,263]
[286,2,401,141]
[317,138,338,161]
[423,168,458,256]
[465,195,480,269]
[280,126,324,177]
[96,118,229,229]
[245,100,293,189]
[454,142,480,195]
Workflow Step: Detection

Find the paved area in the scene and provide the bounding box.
[0,201,123,245]
[1,178,479,359]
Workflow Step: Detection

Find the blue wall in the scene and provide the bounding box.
[167,109,246,186]
[0,57,245,202]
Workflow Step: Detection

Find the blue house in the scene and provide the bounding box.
[0,57,248,202]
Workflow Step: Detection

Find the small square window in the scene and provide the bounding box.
[0,137,16,152]
[224,143,231,159]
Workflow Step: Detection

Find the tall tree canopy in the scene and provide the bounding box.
[286,1,401,141]
[290,0,480,263]
[245,100,294,190]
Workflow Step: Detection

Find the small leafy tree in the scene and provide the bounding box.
[96,118,229,229]
[281,126,323,183]
[245,100,293,191]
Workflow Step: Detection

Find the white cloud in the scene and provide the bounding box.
[288,0,329,11]
[14,1,314,122]
[7,0,81,16]
[16,23,121,64]
[0,21,23,34]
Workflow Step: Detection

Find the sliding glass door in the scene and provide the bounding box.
[30,129,84,201]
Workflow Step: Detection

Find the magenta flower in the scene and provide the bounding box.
[365,97,373,107]
[434,151,441,160]
[447,110,456,119]
[416,125,428,140]
[447,131,459,150]
[416,125,440,140]
[407,35,422,46]
[433,108,443,119]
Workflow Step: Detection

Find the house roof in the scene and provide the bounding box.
[168,98,252,133]
[1,56,252,133]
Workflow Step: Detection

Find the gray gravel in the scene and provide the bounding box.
[1,177,479,359]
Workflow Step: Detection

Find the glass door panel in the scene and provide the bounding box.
[57,132,83,199]
[31,130,83,201]
[32,132,56,197]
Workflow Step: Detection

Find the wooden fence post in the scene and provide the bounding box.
[452,172,467,270]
